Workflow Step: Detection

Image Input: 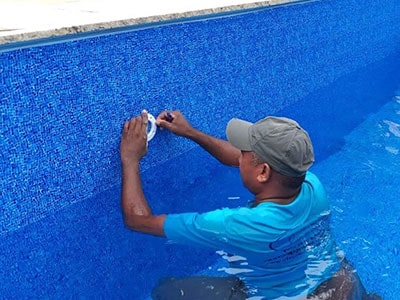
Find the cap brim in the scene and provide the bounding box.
[226,118,253,151]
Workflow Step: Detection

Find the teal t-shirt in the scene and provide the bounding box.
[164,172,341,299]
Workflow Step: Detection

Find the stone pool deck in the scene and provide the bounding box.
[0,0,304,47]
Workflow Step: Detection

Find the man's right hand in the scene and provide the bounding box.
[156,110,196,138]
[156,110,240,167]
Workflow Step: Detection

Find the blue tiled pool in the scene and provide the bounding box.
[1,0,399,298]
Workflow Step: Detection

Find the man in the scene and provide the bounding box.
[120,110,377,299]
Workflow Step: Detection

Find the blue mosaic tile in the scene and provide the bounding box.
[0,0,399,297]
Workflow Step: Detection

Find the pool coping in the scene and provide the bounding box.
[0,0,306,51]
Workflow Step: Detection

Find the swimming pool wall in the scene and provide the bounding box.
[0,0,399,298]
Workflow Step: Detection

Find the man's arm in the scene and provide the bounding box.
[120,111,166,237]
[156,111,240,166]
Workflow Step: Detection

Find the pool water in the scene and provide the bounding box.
[313,94,400,300]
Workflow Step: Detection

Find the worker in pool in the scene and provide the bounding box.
[120,110,380,300]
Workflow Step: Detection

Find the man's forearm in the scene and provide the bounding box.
[186,128,240,167]
[120,162,166,237]
[121,162,152,221]
[119,114,166,237]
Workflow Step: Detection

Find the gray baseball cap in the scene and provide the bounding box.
[226,116,314,177]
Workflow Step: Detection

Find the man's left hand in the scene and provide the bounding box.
[120,110,149,165]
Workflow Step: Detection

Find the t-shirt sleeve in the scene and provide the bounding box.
[164,206,283,254]
[164,209,234,250]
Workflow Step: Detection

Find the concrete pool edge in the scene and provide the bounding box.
[0,0,307,50]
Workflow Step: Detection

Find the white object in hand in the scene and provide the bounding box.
[147,113,157,142]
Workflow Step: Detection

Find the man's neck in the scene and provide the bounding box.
[253,189,300,206]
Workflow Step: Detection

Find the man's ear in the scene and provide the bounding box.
[257,163,271,183]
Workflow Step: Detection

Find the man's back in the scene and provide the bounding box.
[164,172,341,298]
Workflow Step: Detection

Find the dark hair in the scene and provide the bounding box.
[250,152,264,166]
[251,152,305,190]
